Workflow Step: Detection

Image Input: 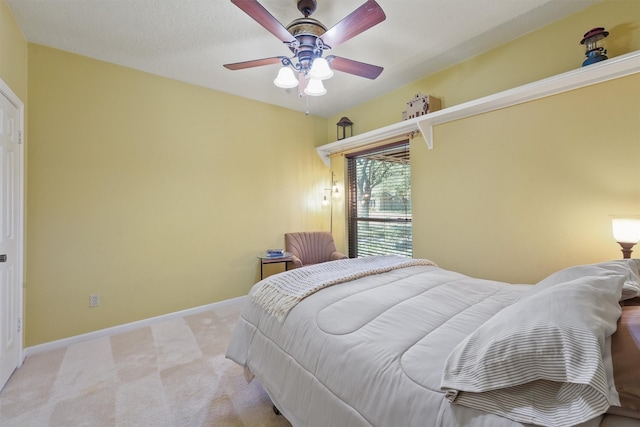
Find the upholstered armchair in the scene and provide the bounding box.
[285,231,348,269]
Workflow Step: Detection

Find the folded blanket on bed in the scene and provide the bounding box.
[251,255,437,321]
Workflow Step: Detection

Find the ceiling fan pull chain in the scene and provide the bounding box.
[305,92,310,116]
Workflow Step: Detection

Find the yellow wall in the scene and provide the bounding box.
[329,0,640,283]
[0,0,27,101]
[26,45,329,345]
[413,74,640,283]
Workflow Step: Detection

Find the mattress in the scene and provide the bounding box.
[226,261,640,427]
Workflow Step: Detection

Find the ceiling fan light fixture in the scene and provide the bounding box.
[274,66,299,88]
[304,78,327,96]
[226,0,387,103]
[309,57,334,80]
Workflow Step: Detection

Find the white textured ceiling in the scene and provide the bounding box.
[7,0,601,117]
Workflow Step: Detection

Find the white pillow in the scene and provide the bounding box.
[535,259,640,301]
[441,274,625,427]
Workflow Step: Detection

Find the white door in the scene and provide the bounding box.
[0,80,23,390]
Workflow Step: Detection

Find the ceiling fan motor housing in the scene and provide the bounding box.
[286,18,328,71]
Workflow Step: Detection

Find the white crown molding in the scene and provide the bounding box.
[317,50,640,166]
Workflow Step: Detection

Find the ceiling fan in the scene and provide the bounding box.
[224,0,386,97]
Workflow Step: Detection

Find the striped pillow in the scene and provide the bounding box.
[534,259,640,301]
[441,274,625,427]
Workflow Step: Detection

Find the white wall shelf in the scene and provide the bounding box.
[316,50,640,166]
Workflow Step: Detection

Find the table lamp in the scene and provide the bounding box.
[612,217,640,259]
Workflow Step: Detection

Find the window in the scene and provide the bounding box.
[347,141,411,258]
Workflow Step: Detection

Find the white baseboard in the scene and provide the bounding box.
[23,295,247,358]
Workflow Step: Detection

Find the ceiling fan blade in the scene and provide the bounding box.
[327,56,383,80]
[320,0,386,49]
[224,57,284,70]
[231,0,295,43]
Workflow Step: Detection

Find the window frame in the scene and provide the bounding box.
[346,140,411,258]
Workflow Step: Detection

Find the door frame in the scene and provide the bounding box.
[0,77,25,369]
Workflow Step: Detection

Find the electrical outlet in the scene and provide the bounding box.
[89,293,100,307]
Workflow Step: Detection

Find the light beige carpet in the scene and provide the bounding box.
[0,301,292,427]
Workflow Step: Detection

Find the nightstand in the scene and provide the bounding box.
[257,252,294,279]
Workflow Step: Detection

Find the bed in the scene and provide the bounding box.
[226,256,640,427]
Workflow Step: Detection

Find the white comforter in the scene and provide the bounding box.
[226,262,633,427]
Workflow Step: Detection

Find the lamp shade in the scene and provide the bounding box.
[274,67,298,88]
[304,78,327,96]
[612,217,640,243]
[309,57,334,80]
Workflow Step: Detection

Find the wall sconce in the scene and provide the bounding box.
[321,172,340,232]
[322,172,340,201]
[336,116,353,140]
[331,173,341,201]
[322,189,331,207]
[611,216,640,259]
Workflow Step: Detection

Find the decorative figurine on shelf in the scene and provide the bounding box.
[580,27,609,67]
[402,93,441,120]
[336,116,353,140]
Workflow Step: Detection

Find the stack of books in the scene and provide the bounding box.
[266,249,286,258]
